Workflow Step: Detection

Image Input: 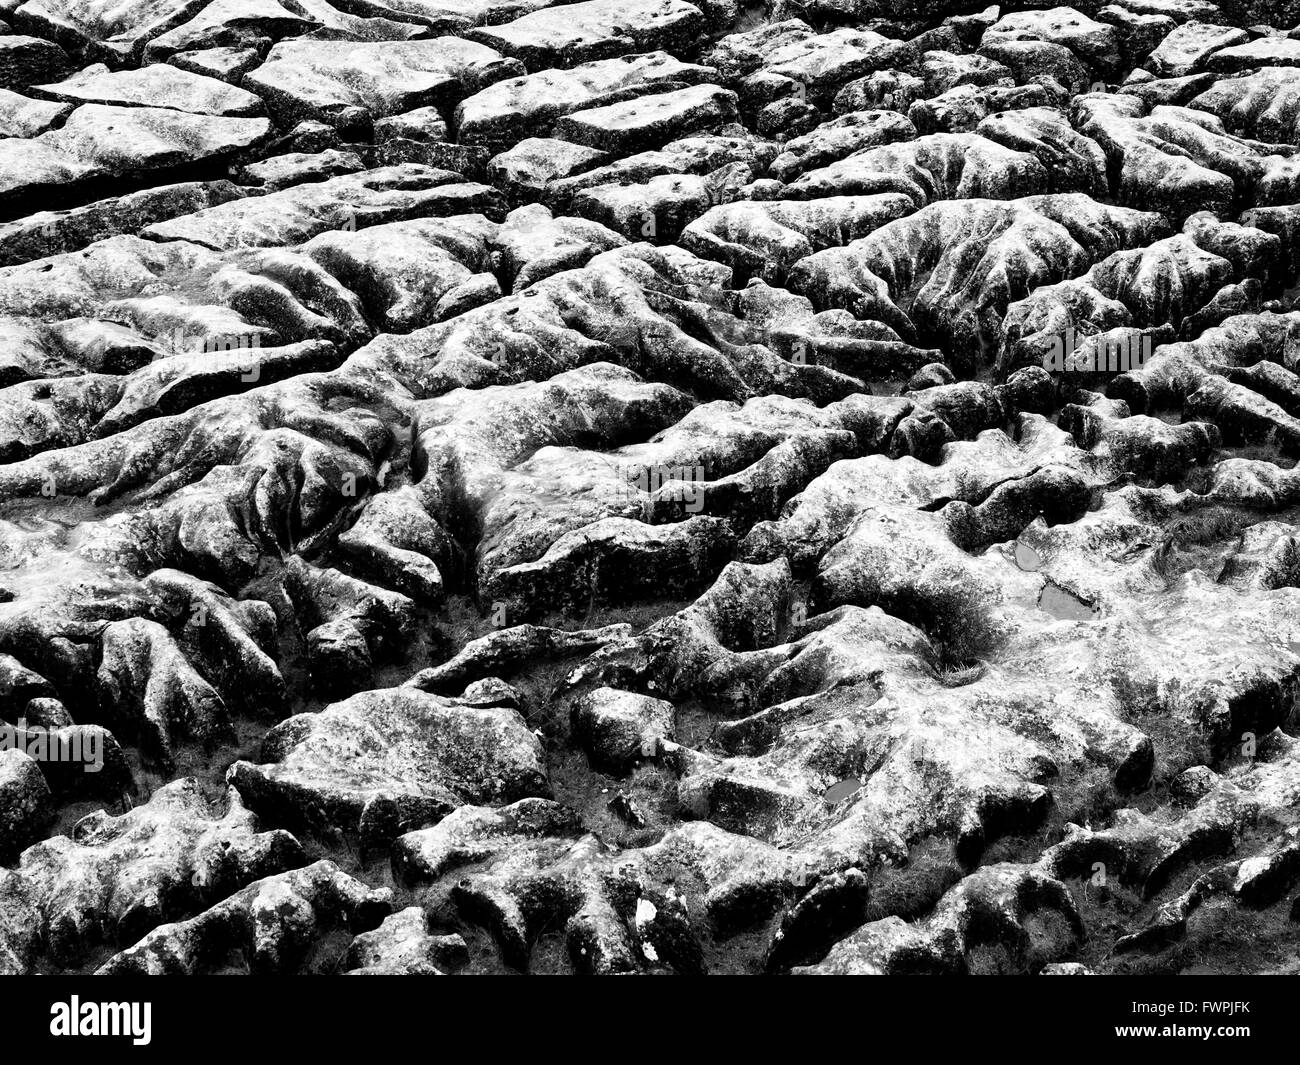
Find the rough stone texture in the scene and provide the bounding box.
[228,687,549,846]
[457,51,716,148]
[35,62,265,116]
[0,748,50,861]
[0,34,71,88]
[0,780,303,970]
[570,685,676,772]
[466,0,711,70]
[242,37,524,127]
[0,180,248,266]
[0,103,271,213]
[341,906,468,974]
[97,860,392,974]
[0,86,71,136]
[553,84,740,154]
[0,0,1299,983]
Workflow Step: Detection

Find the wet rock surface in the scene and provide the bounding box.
[1,0,1300,978]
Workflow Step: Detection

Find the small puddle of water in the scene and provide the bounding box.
[824,778,863,804]
[1038,582,1100,621]
[1013,541,1042,571]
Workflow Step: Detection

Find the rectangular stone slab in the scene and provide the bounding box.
[457,50,717,148]
[465,0,707,71]
[242,37,524,126]
[10,0,208,61]
[341,0,570,33]
[141,164,500,250]
[553,83,740,154]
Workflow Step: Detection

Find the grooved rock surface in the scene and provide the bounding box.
[1,0,1300,979]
